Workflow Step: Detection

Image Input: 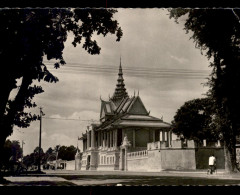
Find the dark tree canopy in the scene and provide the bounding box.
[58,145,77,161]
[172,98,219,143]
[169,8,240,172]
[2,140,22,165]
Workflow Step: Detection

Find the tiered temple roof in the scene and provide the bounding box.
[110,58,129,106]
[97,59,171,130]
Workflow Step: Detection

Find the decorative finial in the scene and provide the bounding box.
[119,56,122,72]
[134,90,135,97]
[100,95,102,101]
[137,90,139,96]
[161,115,163,120]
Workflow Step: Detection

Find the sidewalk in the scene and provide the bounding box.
[39,169,240,180]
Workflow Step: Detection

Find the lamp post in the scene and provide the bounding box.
[55,145,60,170]
[38,107,43,172]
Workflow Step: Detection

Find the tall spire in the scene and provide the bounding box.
[111,57,128,105]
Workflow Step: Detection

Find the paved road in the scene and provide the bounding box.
[3,169,240,186]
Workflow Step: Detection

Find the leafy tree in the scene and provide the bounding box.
[169,8,240,172]
[172,98,219,145]
[58,145,77,161]
[42,147,55,163]
[0,8,122,172]
[23,146,45,168]
[23,154,35,169]
[2,140,22,167]
[45,147,54,155]
[33,146,45,165]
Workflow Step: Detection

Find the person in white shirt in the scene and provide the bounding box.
[208,154,216,174]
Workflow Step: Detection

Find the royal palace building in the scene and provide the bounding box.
[78,60,175,171]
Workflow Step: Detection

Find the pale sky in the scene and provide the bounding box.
[9,8,212,155]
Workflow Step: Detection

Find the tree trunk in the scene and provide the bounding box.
[0,133,8,180]
[0,75,32,180]
[224,126,237,173]
[0,76,16,119]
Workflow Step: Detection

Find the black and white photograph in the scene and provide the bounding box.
[1,7,240,186]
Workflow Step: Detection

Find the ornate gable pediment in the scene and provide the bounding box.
[100,100,115,122]
[127,96,148,115]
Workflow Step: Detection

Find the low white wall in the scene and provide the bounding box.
[127,150,162,172]
[160,149,196,170]
[127,157,149,171]
[66,160,76,170]
[127,148,196,172]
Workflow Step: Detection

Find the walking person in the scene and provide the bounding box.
[208,154,216,174]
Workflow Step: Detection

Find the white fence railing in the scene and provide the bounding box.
[127,150,148,159]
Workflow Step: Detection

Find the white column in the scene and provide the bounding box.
[203,139,206,147]
[91,130,95,148]
[160,131,163,141]
[87,131,90,149]
[217,140,221,147]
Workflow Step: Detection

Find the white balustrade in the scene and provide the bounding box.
[127,150,148,159]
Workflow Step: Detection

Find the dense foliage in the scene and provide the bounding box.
[172,98,219,144]
[2,140,22,167]
[22,145,78,169]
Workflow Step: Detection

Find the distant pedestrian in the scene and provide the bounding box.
[208,154,216,174]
